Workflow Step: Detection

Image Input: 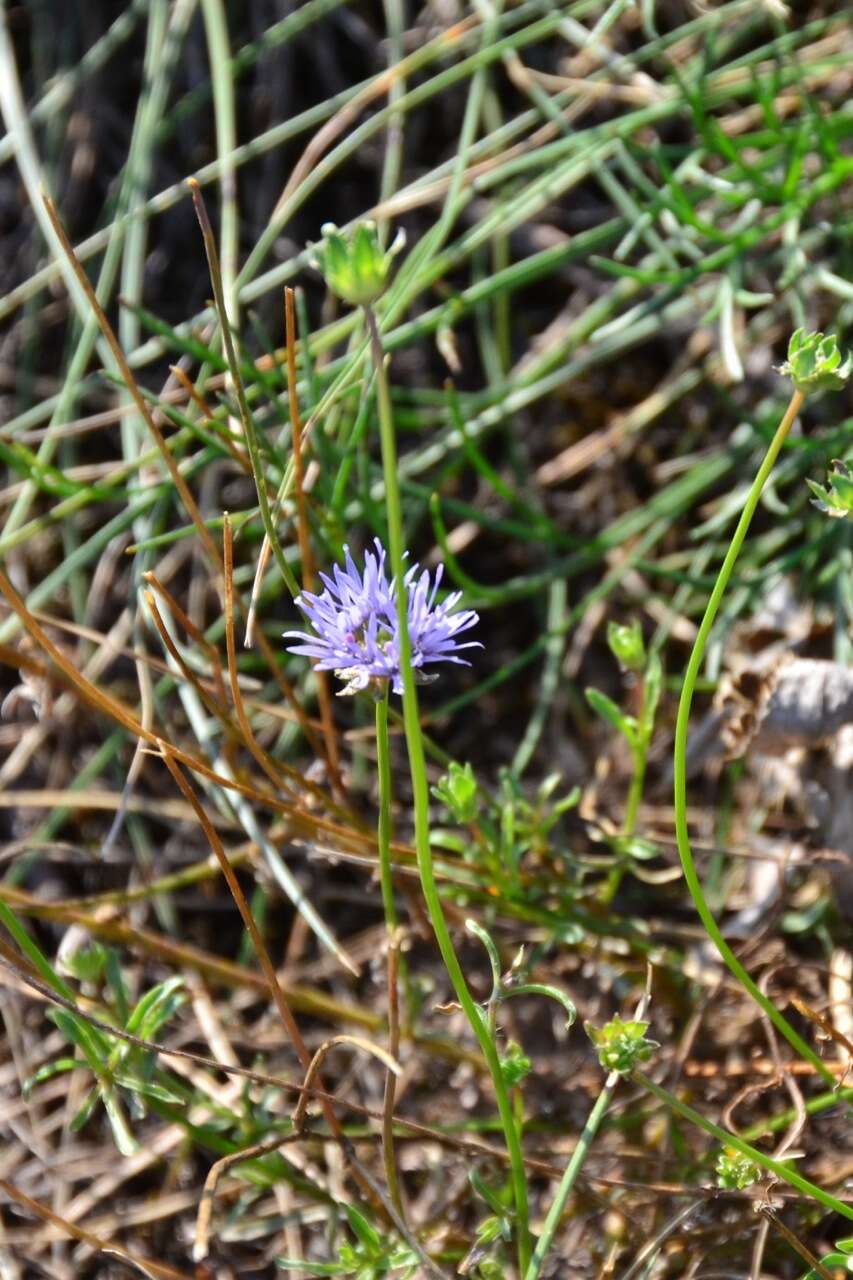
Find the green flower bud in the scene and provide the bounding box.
[57,939,108,983]
[314,220,404,306]
[586,1016,658,1074]
[715,1147,759,1190]
[778,328,852,394]
[475,1257,506,1280]
[56,924,110,982]
[607,619,646,671]
[431,760,480,823]
[499,1041,532,1088]
[806,458,853,518]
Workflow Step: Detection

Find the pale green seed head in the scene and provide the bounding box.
[607,619,646,671]
[586,1016,658,1074]
[715,1148,759,1191]
[315,220,404,306]
[778,328,852,394]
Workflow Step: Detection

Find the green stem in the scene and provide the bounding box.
[375,689,404,1219]
[524,1073,619,1280]
[623,748,646,838]
[673,388,837,1088]
[364,304,531,1274]
[602,681,649,905]
[634,1070,853,1221]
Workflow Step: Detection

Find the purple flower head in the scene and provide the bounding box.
[283,539,480,696]
[400,561,480,694]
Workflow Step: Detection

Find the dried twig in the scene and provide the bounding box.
[285,284,343,793]
[41,193,223,576]
[0,1176,193,1280]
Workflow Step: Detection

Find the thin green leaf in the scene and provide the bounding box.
[585,687,638,747]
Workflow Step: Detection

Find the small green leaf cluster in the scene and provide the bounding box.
[587,631,664,897]
[586,648,662,756]
[778,328,852,394]
[460,1169,514,1278]
[278,1205,419,1277]
[715,1147,760,1190]
[586,1016,658,1074]
[26,960,186,1156]
[432,766,583,938]
[315,221,403,307]
[496,769,581,876]
[807,459,853,518]
[499,1040,532,1088]
[465,1217,512,1280]
[432,760,479,823]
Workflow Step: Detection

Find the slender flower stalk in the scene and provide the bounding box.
[308,216,530,1266]
[673,332,851,1084]
[363,302,532,1274]
[673,385,837,1087]
[526,1013,656,1277]
[524,1073,618,1280]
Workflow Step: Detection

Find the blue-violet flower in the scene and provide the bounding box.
[283,539,481,696]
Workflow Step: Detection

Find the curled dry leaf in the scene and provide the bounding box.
[718,657,853,759]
